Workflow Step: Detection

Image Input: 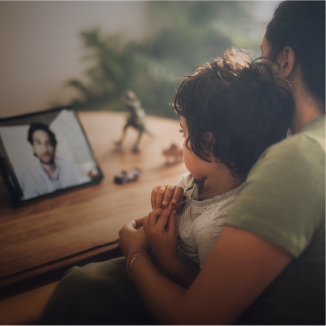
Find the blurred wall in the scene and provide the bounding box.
[0,1,147,118]
[0,1,278,119]
[247,1,279,40]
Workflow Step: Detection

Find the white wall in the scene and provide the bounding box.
[0,1,147,118]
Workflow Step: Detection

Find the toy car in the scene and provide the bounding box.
[114,168,141,184]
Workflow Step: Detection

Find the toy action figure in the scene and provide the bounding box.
[115,91,152,153]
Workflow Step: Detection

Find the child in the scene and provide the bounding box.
[141,47,293,288]
[40,47,293,324]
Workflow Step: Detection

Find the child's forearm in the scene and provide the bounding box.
[160,257,197,288]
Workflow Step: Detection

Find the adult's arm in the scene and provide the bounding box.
[120,220,292,325]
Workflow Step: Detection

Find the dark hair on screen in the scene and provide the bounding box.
[27,123,57,147]
[173,47,294,178]
[265,1,325,102]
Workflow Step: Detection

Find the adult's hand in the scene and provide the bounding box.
[118,217,151,258]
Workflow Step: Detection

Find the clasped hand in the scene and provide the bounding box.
[143,203,179,265]
[118,203,178,264]
[118,217,151,258]
[119,184,184,266]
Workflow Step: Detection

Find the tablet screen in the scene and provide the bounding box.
[0,107,103,206]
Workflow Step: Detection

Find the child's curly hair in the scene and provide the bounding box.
[173,47,294,178]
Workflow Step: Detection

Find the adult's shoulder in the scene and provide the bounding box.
[278,115,323,152]
[55,157,76,167]
[24,161,42,180]
[242,116,325,205]
[249,116,325,179]
[226,117,325,257]
[55,157,82,186]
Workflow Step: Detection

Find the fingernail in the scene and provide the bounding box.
[162,201,167,205]
[152,206,155,210]
[172,199,177,203]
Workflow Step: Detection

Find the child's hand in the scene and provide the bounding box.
[118,217,151,258]
[143,202,179,267]
[151,184,184,211]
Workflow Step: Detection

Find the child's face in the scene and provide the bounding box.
[180,116,209,181]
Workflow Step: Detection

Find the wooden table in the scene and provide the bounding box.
[0,111,188,288]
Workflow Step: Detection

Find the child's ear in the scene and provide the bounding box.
[204,132,216,158]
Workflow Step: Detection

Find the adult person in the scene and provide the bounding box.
[40,1,324,324]
[23,122,82,199]
[119,1,325,324]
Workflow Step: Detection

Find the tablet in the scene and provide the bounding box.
[0,106,103,207]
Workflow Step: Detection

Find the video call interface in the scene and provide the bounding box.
[0,108,101,202]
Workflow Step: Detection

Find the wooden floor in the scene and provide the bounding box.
[0,111,188,324]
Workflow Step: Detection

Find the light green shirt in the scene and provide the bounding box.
[226,116,325,325]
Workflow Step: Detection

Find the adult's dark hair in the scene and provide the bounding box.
[27,123,57,147]
[173,47,294,178]
[265,1,325,102]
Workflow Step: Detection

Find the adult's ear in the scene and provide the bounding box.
[276,46,296,79]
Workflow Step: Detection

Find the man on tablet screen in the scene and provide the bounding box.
[23,123,82,200]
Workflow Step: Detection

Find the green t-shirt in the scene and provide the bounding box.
[226,116,325,325]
